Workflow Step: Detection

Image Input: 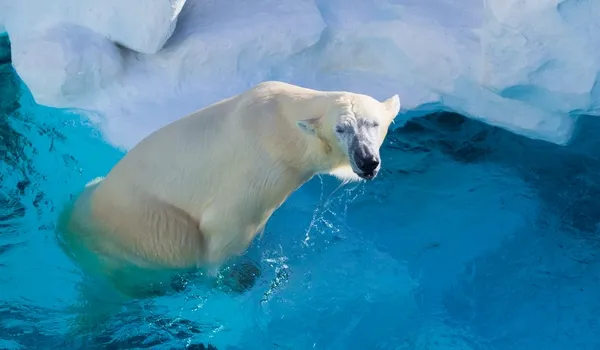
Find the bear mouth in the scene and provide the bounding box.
[357,170,378,180]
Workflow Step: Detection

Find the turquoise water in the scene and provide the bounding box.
[2,35,600,349]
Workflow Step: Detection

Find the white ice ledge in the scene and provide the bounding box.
[2,0,599,149]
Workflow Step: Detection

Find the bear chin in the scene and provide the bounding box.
[328,165,366,184]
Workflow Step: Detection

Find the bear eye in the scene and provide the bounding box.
[335,125,346,134]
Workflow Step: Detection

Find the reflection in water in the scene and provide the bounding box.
[392,111,600,234]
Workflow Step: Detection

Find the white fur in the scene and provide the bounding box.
[58,81,400,284]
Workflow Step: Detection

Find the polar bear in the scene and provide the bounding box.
[57,81,400,297]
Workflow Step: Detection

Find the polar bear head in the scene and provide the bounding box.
[297,92,401,181]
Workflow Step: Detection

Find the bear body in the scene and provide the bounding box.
[58,81,400,295]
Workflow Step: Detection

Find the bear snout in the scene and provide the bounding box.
[352,150,380,179]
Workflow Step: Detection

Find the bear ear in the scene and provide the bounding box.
[297,116,321,135]
[382,94,401,122]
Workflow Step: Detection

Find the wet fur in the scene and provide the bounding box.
[56,81,400,300]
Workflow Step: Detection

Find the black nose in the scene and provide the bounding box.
[356,156,380,173]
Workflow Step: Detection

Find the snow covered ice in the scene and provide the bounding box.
[1,0,599,149]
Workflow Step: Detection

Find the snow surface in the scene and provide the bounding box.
[2,0,599,149]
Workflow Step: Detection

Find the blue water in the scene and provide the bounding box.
[1,36,600,349]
